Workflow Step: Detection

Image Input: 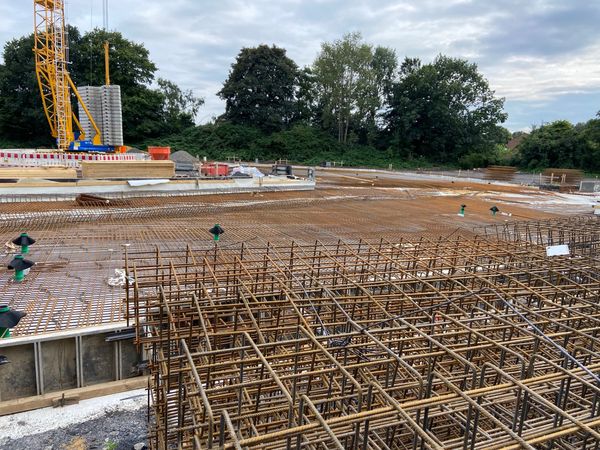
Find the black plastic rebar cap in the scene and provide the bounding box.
[12,233,36,247]
[209,224,224,236]
[0,305,26,328]
[7,254,34,271]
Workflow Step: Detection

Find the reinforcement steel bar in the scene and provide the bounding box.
[127,231,600,449]
[477,216,600,256]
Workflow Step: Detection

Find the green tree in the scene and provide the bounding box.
[312,32,396,144]
[517,120,585,169]
[218,45,300,132]
[254,124,339,162]
[581,118,600,171]
[157,78,204,131]
[293,67,319,125]
[0,34,52,146]
[385,55,507,163]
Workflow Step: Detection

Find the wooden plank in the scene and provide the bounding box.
[542,168,583,184]
[81,161,175,179]
[0,377,147,416]
[0,166,77,179]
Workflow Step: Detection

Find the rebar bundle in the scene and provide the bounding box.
[127,233,600,449]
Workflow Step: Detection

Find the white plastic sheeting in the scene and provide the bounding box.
[231,165,264,178]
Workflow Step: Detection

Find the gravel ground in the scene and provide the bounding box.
[0,390,149,450]
[0,407,148,450]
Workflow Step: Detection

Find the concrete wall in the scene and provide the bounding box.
[0,324,142,402]
[0,176,316,200]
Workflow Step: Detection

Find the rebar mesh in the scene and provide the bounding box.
[127,232,600,449]
[476,215,600,256]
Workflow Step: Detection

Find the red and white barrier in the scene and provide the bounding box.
[0,149,147,168]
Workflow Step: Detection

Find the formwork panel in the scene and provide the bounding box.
[82,333,115,385]
[41,338,77,392]
[0,344,37,401]
[120,340,142,380]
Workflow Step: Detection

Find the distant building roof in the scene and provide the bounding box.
[507,134,527,150]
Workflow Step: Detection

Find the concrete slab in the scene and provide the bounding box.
[0,176,315,201]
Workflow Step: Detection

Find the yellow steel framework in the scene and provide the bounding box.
[33,0,102,150]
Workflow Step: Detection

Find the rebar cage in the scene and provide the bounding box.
[126,222,600,449]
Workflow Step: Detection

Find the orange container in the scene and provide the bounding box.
[201,163,229,176]
[148,146,171,160]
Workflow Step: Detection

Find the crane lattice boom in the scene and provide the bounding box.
[33,0,101,151]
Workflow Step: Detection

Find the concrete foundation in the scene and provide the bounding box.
[0,176,315,202]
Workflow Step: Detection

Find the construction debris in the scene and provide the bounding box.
[107,269,134,287]
[52,393,80,408]
[75,193,129,207]
[231,165,264,178]
[170,150,199,172]
[75,193,111,205]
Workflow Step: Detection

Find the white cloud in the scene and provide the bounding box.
[1,0,599,130]
[488,43,600,102]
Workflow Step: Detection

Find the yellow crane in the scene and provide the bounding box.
[33,0,111,151]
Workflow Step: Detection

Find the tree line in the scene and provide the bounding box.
[213,32,509,167]
[1,27,598,170]
[515,117,600,172]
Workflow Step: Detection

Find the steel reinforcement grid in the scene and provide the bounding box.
[126,231,600,449]
[476,216,600,257]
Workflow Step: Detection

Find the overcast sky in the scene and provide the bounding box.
[2,0,599,131]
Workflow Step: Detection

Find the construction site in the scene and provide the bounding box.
[1,169,600,449]
[1,1,600,450]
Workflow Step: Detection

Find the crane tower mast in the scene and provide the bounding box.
[33,0,102,151]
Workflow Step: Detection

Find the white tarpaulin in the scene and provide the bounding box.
[127,179,170,187]
[546,244,570,257]
[231,165,264,178]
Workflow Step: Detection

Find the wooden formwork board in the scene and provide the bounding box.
[0,166,77,179]
[81,160,175,179]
